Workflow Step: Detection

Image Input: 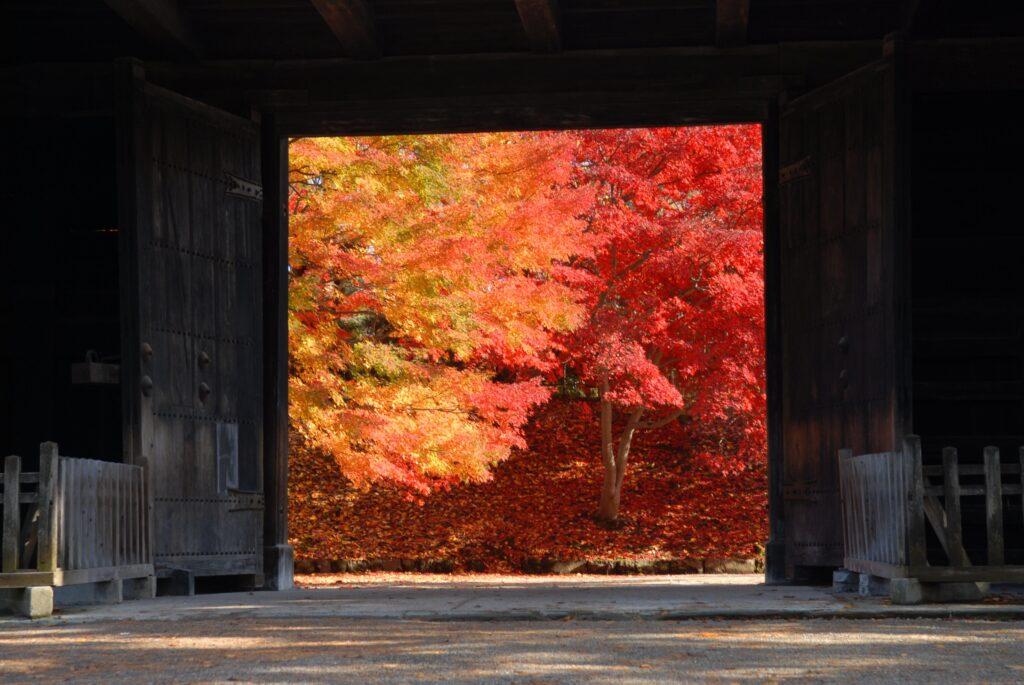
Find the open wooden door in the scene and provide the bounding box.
[118,67,264,584]
[777,56,909,577]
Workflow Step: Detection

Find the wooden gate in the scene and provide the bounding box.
[1,442,152,589]
[118,69,264,582]
[840,435,1024,583]
[777,56,908,573]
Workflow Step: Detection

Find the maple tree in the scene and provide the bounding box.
[559,126,765,525]
[288,125,766,551]
[288,133,593,493]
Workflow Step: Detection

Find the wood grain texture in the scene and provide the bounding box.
[2,456,21,572]
[260,113,293,588]
[941,447,967,566]
[779,57,905,572]
[119,77,264,580]
[984,446,1004,565]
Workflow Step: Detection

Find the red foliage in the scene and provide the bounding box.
[289,399,767,570]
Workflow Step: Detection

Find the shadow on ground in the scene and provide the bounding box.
[2,616,1024,684]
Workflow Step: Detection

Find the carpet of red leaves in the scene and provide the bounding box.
[289,399,767,572]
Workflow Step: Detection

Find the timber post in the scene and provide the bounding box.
[261,111,294,590]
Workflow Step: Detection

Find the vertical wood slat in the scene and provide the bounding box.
[904,435,927,567]
[2,455,21,572]
[941,447,966,566]
[63,458,71,569]
[87,461,95,568]
[74,459,83,569]
[984,446,1004,566]
[37,443,59,572]
[57,458,66,569]
[115,464,121,565]
[130,466,136,564]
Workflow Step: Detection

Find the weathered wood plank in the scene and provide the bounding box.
[0,570,56,589]
[17,504,38,570]
[984,446,1005,566]
[56,564,154,587]
[57,457,66,569]
[37,442,59,572]
[905,436,927,567]
[515,0,561,53]
[941,447,967,566]
[73,459,83,569]
[309,0,379,60]
[3,455,21,572]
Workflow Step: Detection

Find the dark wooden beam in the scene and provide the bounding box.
[515,0,561,53]
[104,0,202,58]
[261,111,294,590]
[716,0,750,48]
[309,0,380,60]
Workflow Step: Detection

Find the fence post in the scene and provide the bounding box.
[984,446,1004,566]
[37,443,59,572]
[903,435,927,568]
[941,446,966,566]
[3,455,21,573]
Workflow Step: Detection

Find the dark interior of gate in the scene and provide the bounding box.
[1,2,1022,593]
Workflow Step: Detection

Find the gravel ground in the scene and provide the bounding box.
[2,617,1023,684]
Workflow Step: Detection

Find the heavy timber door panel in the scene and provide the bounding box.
[778,58,906,571]
[120,79,263,578]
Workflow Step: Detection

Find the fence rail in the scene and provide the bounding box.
[839,435,1024,583]
[0,442,152,588]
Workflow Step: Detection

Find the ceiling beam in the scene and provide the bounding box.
[309,0,380,60]
[716,0,750,48]
[104,0,202,58]
[515,0,561,53]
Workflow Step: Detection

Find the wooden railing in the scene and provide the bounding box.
[0,442,152,588]
[839,435,1024,583]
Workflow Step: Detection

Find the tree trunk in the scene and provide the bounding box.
[595,379,643,526]
[596,461,621,523]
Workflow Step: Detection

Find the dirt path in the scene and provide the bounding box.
[2,617,1023,683]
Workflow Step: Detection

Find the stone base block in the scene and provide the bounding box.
[0,586,54,618]
[858,573,890,597]
[890,578,990,605]
[832,568,858,593]
[55,579,123,607]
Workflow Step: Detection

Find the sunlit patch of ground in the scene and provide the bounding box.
[295,572,768,588]
[1,617,1023,684]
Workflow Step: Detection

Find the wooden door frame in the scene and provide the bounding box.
[259,100,788,590]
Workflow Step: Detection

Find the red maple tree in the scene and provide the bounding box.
[559,126,765,525]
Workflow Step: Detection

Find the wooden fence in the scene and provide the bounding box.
[839,435,1024,583]
[0,442,152,589]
